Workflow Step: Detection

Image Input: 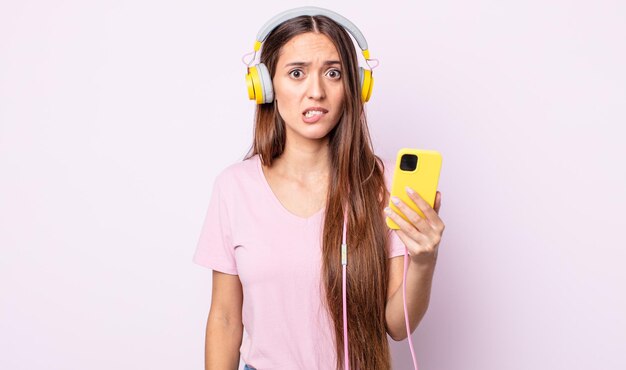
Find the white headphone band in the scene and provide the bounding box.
[254,6,369,52]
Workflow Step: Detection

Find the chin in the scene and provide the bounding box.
[285,128,330,143]
[299,130,332,141]
[300,123,337,140]
[283,119,334,140]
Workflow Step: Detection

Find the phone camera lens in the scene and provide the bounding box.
[400,154,418,171]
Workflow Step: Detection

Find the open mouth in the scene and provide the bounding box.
[304,110,325,118]
[302,107,329,121]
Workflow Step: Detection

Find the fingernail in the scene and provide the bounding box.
[391,196,400,204]
[384,207,392,214]
[405,186,414,194]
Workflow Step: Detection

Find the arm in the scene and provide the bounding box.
[384,189,444,341]
[385,255,436,341]
[205,270,244,370]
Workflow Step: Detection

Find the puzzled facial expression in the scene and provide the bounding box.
[272,32,345,142]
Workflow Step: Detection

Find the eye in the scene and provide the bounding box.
[288,69,304,79]
[326,68,341,79]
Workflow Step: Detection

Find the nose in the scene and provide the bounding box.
[307,73,326,100]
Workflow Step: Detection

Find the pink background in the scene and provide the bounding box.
[1,0,625,369]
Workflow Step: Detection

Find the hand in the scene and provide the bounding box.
[385,188,445,266]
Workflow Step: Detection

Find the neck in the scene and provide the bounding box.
[271,136,331,181]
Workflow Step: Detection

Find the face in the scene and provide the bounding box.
[272,32,345,144]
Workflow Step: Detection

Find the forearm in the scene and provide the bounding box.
[205,314,243,370]
[385,259,436,341]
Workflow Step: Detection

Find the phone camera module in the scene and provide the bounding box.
[400,154,418,171]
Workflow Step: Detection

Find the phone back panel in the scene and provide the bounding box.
[386,148,442,229]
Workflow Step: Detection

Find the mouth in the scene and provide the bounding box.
[302,107,329,119]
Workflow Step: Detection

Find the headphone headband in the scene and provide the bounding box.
[254,6,370,59]
[245,7,375,103]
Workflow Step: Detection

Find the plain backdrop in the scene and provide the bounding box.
[1,0,625,369]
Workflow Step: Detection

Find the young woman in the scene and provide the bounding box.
[193,7,445,370]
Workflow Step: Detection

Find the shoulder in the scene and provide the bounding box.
[213,154,260,189]
[376,156,396,191]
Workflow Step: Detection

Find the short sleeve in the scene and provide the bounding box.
[387,229,407,258]
[381,156,407,259]
[192,175,238,275]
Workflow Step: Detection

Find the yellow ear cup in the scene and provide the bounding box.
[246,66,265,104]
[361,68,373,102]
[246,69,255,100]
[248,8,376,104]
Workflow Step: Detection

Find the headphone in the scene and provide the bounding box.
[244,6,376,104]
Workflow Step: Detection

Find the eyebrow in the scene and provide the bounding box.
[283,60,342,68]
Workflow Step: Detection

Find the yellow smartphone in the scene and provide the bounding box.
[386,148,443,229]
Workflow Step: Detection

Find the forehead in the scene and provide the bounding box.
[277,32,340,63]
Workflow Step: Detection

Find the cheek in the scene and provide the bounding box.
[334,93,345,115]
[338,96,345,110]
[275,97,299,123]
[274,89,300,115]
[333,85,345,106]
[273,77,300,101]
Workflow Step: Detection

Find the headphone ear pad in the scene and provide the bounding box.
[359,67,373,102]
[257,63,274,104]
[246,63,274,104]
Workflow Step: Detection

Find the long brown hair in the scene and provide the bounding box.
[244,15,392,370]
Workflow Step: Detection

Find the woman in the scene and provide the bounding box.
[193,7,445,370]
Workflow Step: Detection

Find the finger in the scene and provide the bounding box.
[405,186,444,228]
[432,192,445,232]
[385,206,429,243]
[389,196,430,234]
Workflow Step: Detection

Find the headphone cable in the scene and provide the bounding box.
[404,245,419,369]
[341,213,419,370]
[341,210,349,370]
